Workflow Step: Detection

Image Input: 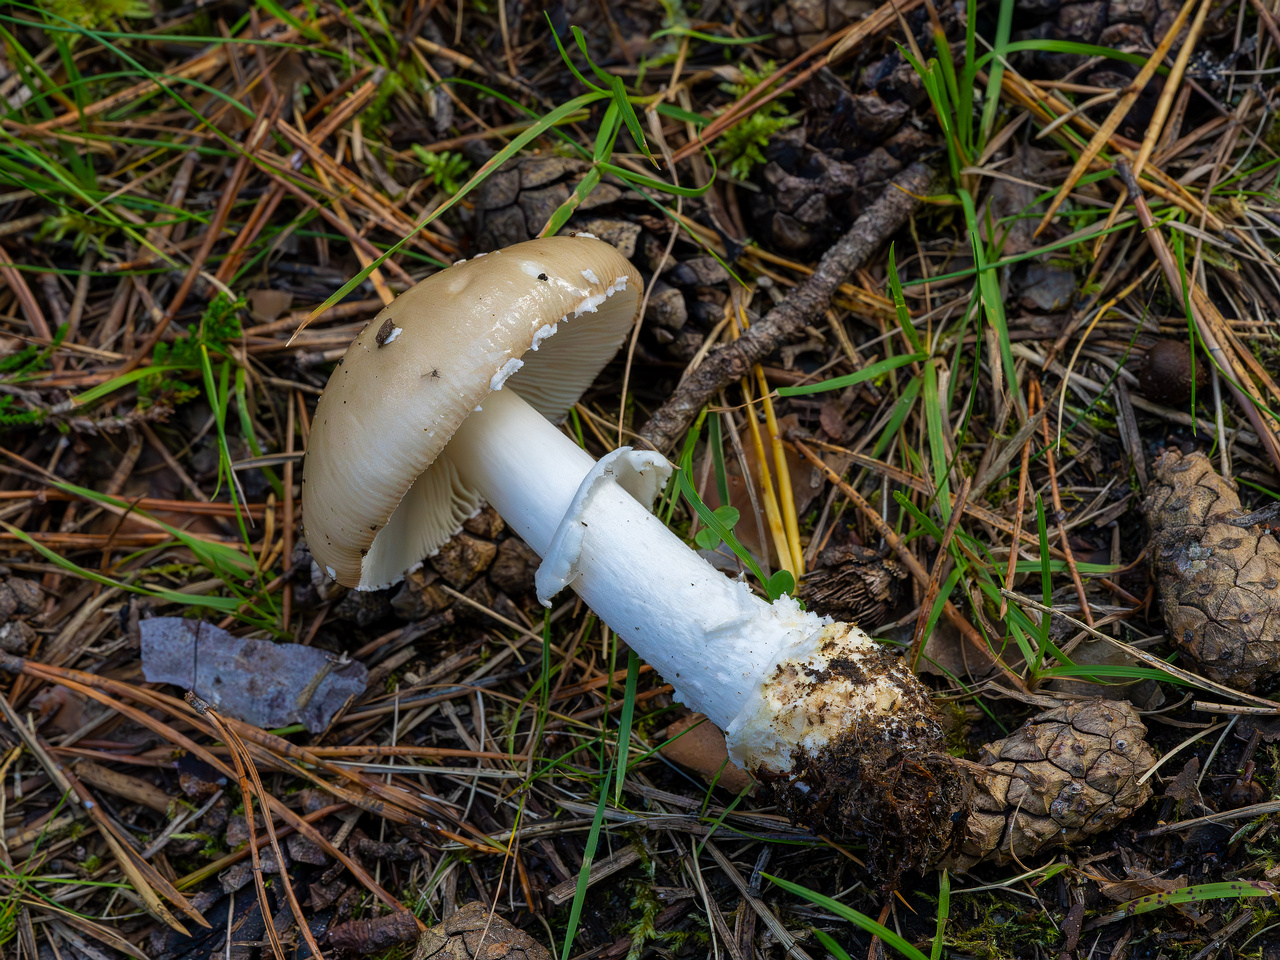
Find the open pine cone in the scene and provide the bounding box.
[412,902,550,960]
[798,544,908,626]
[0,573,43,654]
[1146,448,1280,691]
[947,699,1156,870]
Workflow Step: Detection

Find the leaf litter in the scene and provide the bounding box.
[0,0,1279,956]
[139,618,367,733]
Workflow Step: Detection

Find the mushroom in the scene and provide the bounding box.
[303,236,968,874]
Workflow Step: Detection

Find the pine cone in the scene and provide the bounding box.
[412,902,550,960]
[470,155,635,257]
[0,574,43,655]
[798,545,907,626]
[1013,0,1233,59]
[947,699,1155,870]
[1146,448,1280,690]
[299,505,534,628]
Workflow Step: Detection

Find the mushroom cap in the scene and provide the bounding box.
[303,236,641,589]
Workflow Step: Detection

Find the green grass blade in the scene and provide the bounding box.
[886,245,922,352]
[1039,665,1181,683]
[664,408,706,523]
[959,189,1018,415]
[763,873,931,960]
[932,870,950,960]
[233,365,283,500]
[610,77,652,161]
[40,478,255,579]
[615,651,640,803]
[0,521,242,612]
[571,25,622,91]
[673,422,786,597]
[1099,881,1279,921]
[1036,494,1052,646]
[254,0,324,40]
[812,929,855,960]
[309,88,606,316]
[559,757,616,960]
[597,160,713,197]
[675,470,775,596]
[873,375,922,458]
[540,167,602,238]
[776,353,927,396]
[974,41,1159,73]
[653,102,710,126]
[979,0,1016,145]
[544,18,602,92]
[921,358,951,520]
[930,27,965,159]
[892,490,944,541]
[592,100,622,163]
[709,411,730,508]
[650,26,774,44]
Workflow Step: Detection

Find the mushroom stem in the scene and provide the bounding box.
[448,387,804,731]
[446,386,968,874]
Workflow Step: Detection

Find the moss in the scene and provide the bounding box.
[944,893,1057,960]
[615,861,708,960]
[36,0,148,28]
[714,62,798,181]
[169,832,223,860]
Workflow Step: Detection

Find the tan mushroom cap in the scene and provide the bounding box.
[303,235,641,589]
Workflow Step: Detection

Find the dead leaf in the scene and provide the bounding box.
[247,289,294,323]
[659,713,756,796]
[140,618,366,733]
[1099,874,1189,904]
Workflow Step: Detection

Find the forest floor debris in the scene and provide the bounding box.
[1,0,1279,957]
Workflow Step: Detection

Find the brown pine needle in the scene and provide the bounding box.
[1033,379,1094,630]
[0,689,207,935]
[1034,0,1205,235]
[193,693,333,960]
[1132,0,1216,180]
[191,693,289,960]
[0,654,453,913]
[999,412,1033,622]
[1114,160,1280,475]
[790,438,1027,691]
[908,475,970,671]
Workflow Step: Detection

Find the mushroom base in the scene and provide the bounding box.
[767,721,968,881]
[730,624,970,880]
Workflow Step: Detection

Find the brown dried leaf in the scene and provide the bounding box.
[1162,756,1201,805]
[659,713,756,796]
[1099,874,1188,904]
[140,618,367,733]
[412,902,550,960]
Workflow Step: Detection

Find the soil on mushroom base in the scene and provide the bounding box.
[766,644,971,885]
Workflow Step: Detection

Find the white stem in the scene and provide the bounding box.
[446,387,596,558]
[445,386,828,734]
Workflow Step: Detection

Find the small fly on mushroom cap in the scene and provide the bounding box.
[303,236,968,876]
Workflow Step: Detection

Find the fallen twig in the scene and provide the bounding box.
[639,163,936,452]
